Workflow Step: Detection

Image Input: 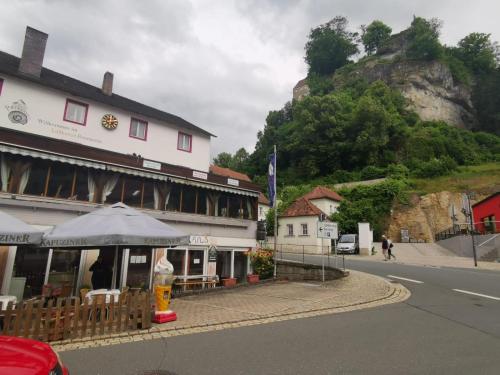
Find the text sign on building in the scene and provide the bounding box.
[317,222,338,239]
[143,159,161,170]
[193,171,208,180]
[189,235,209,245]
[227,178,239,186]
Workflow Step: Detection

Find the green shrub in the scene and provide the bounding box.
[412,157,458,178]
[360,165,386,180]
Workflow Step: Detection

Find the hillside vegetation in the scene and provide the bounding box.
[214,15,500,238]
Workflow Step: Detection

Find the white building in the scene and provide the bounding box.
[277,186,342,255]
[0,27,260,299]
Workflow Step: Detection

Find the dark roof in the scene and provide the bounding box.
[472,192,500,208]
[209,165,251,182]
[0,127,260,193]
[281,197,324,218]
[0,50,215,137]
[301,186,343,202]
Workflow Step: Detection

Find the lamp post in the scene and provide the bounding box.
[464,191,478,267]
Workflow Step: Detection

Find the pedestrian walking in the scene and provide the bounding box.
[381,235,389,260]
[387,238,396,260]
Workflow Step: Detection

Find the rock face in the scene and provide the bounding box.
[293,28,476,129]
[293,78,310,101]
[334,58,476,129]
[387,191,470,242]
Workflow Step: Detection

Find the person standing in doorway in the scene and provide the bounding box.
[381,235,389,261]
[89,255,108,289]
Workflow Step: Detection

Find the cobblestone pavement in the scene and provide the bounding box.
[53,271,410,352]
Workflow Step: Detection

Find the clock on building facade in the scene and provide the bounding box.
[101,114,118,130]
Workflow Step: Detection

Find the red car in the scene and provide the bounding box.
[0,336,69,375]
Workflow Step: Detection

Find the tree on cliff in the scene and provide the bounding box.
[305,16,359,75]
[406,17,443,60]
[361,20,392,55]
[454,33,499,75]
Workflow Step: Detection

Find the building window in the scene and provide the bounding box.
[0,78,4,95]
[177,132,192,152]
[129,118,148,140]
[286,224,294,236]
[301,223,308,236]
[63,99,88,125]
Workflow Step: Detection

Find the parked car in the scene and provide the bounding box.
[0,336,69,375]
[336,234,359,254]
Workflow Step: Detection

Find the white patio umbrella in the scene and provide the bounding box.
[41,202,189,289]
[0,210,43,245]
[41,202,189,248]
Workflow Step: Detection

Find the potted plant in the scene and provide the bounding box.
[222,278,237,287]
[248,249,274,279]
[247,274,259,283]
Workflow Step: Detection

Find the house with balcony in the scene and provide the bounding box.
[0,27,260,300]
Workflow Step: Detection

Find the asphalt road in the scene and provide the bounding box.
[61,257,500,375]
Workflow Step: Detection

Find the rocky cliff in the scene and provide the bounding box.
[333,58,476,129]
[293,32,477,129]
[386,191,487,242]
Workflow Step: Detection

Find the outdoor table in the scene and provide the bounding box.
[85,289,120,304]
[0,295,17,310]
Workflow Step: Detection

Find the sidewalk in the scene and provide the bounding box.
[356,243,500,270]
[53,270,409,352]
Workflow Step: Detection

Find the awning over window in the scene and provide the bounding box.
[169,176,259,197]
[0,144,106,170]
[0,144,259,197]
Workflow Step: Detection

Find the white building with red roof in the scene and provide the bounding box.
[277,186,343,255]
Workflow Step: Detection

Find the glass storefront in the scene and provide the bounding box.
[12,247,49,299]
[126,248,152,290]
[47,249,81,297]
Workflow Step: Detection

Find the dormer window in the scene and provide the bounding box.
[129,118,148,141]
[177,132,192,152]
[63,99,88,126]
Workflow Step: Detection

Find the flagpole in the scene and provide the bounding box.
[273,144,277,278]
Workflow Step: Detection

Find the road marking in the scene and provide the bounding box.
[387,275,424,284]
[452,289,500,301]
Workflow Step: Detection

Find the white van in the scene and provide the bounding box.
[336,234,359,254]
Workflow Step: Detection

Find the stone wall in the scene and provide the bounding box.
[277,260,348,281]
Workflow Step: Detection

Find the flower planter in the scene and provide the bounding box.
[247,274,259,284]
[221,278,237,288]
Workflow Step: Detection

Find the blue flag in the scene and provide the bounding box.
[268,152,276,208]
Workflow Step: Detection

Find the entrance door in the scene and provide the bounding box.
[47,249,81,297]
[233,251,248,282]
[216,251,231,280]
[12,247,49,299]
[126,248,152,290]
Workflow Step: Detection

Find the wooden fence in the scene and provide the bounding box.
[0,292,151,342]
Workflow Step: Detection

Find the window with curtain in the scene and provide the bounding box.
[23,158,49,196]
[122,177,143,207]
[177,132,192,152]
[46,162,75,199]
[64,99,88,125]
[129,118,148,140]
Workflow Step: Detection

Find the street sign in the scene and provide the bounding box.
[317,222,338,239]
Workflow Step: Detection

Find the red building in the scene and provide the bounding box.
[472,192,500,234]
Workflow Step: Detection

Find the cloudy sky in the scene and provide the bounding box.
[0,0,498,158]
